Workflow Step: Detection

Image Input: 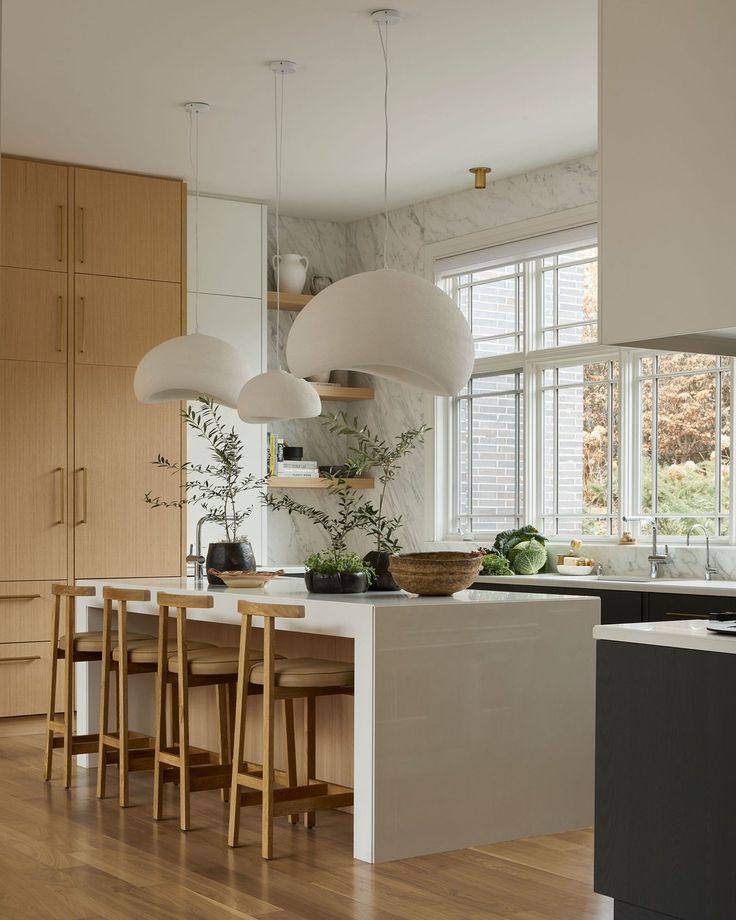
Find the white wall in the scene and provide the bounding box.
[266,155,598,563]
[187,194,267,563]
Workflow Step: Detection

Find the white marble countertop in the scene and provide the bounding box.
[593,619,736,654]
[475,572,736,595]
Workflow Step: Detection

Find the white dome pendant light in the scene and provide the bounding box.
[134,102,247,408]
[286,10,474,398]
[238,61,321,424]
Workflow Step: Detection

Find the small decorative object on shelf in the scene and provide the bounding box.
[389,552,483,596]
[273,253,308,293]
[145,397,263,585]
[310,274,333,295]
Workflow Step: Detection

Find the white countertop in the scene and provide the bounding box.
[593,619,736,654]
[475,572,736,595]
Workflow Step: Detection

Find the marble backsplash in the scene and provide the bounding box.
[266,155,598,564]
[544,541,736,581]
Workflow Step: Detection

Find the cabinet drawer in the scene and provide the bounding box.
[0,583,54,643]
[0,641,54,717]
[646,592,736,621]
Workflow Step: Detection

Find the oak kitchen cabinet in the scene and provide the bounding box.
[0,155,186,713]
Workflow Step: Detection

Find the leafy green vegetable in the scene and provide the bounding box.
[492,525,548,559]
[508,540,548,575]
[480,553,514,576]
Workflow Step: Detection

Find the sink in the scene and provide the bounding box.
[595,575,658,583]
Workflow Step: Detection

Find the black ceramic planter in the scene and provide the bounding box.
[304,570,370,594]
[206,541,256,585]
[363,550,400,592]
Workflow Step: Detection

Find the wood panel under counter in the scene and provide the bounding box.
[77,577,599,864]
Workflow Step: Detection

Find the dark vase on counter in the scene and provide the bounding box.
[206,541,256,586]
[363,551,400,591]
[304,570,370,594]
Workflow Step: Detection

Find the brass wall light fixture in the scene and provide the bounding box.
[469,166,492,189]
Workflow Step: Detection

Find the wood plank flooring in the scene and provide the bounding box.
[0,723,613,920]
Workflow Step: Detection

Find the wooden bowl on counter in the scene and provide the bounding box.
[209,569,284,588]
[388,552,483,596]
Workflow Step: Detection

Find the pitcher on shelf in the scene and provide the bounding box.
[273,253,308,294]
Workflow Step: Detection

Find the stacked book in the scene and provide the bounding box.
[275,460,319,479]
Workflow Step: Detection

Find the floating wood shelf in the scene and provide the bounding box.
[267,291,313,311]
[312,383,375,401]
[267,477,374,490]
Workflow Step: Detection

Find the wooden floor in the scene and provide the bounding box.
[0,723,613,920]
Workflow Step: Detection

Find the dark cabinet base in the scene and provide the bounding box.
[614,903,681,920]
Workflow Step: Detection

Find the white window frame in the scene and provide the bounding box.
[423,205,736,545]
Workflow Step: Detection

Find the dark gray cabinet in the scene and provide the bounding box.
[645,591,736,622]
[472,581,643,625]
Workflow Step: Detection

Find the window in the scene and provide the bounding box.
[434,218,736,542]
[636,353,731,536]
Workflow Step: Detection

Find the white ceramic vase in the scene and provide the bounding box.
[273,253,308,294]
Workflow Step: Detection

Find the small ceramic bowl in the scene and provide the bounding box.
[556,564,594,576]
[214,570,284,588]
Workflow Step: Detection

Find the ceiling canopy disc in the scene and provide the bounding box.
[237,369,321,424]
[134,332,248,408]
[285,269,474,397]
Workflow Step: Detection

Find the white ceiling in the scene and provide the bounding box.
[2,0,597,221]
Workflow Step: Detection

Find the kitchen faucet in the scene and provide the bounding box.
[622,515,673,578]
[185,514,214,587]
[686,523,718,581]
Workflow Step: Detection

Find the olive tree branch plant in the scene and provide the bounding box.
[321,412,430,554]
[144,396,264,542]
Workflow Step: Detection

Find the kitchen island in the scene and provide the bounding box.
[594,620,736,919]
[78,578,599,863]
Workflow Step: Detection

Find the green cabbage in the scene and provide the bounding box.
[508,540,547,575]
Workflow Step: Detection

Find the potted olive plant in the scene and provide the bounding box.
[264,479,375,593]
[322,413,429,590]
[145,397,264,585]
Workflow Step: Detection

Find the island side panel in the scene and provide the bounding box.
[595,640,736,920]
[371,595,599,863]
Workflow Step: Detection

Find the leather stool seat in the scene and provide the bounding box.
[250,657,354,689]
[112,638,214,665]
[58,631,150,654]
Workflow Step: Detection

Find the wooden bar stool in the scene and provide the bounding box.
[152,591,265,831]
[44,583,150,788]
[228,601,355,859]
[97,586,215,807]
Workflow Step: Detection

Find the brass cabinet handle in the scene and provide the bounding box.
[78,207,85,263]
[78,296,86,353]
[0,595,41,601]
[77,467,88,524]
[57,205,64,262]
[54,467,65,525]
[0,656,41,664]
[56,295,64,352]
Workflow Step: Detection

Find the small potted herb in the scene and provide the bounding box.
[303,551,376,594]
[322,413,429,590]
[145,397,264,585]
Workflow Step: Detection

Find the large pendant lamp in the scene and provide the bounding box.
[238,62,321,424]
[285,10,474,398]
[134,102,247,408]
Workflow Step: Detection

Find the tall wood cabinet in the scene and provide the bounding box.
[0,155,186,714]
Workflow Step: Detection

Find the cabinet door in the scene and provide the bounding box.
[1,158,68,272]
[74,364,182,578]
[0,268,67,362]
[0,583,56,643]
[0,361,67,580]
[646,592,736,621]
[74,168,182,283]
[75,274,181,367]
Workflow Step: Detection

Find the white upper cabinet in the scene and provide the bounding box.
[599,0,736,355]
[187,195,264,299]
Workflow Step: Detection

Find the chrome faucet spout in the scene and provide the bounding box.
[623,514,672,578]
[194,514,213,587]
[686,523,717,581]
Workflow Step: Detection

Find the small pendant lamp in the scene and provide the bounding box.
[285,10,474,398]
[134,102,247,409]
[238,61,321,424]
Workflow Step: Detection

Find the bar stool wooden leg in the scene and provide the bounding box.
[261,620,276,859]
[117,620,130,807]
[176,610,191,832]
[43,593,61,781]
[303,696,316,828]
[227,613,252,848]
[96,598,113,799]
[63,596,75,789]
[153,604,169,821]
[283,699,298,824]
[217,684,231,803]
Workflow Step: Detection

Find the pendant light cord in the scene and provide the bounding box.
[274,68,285,370]
[188,106,201,334]
[376,18,390,271]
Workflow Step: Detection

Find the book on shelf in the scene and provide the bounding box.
[265,433,285,477]
[277,460,318,471]
[273,468,320,479]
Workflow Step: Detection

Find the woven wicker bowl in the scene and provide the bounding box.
[388,552,483,596]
